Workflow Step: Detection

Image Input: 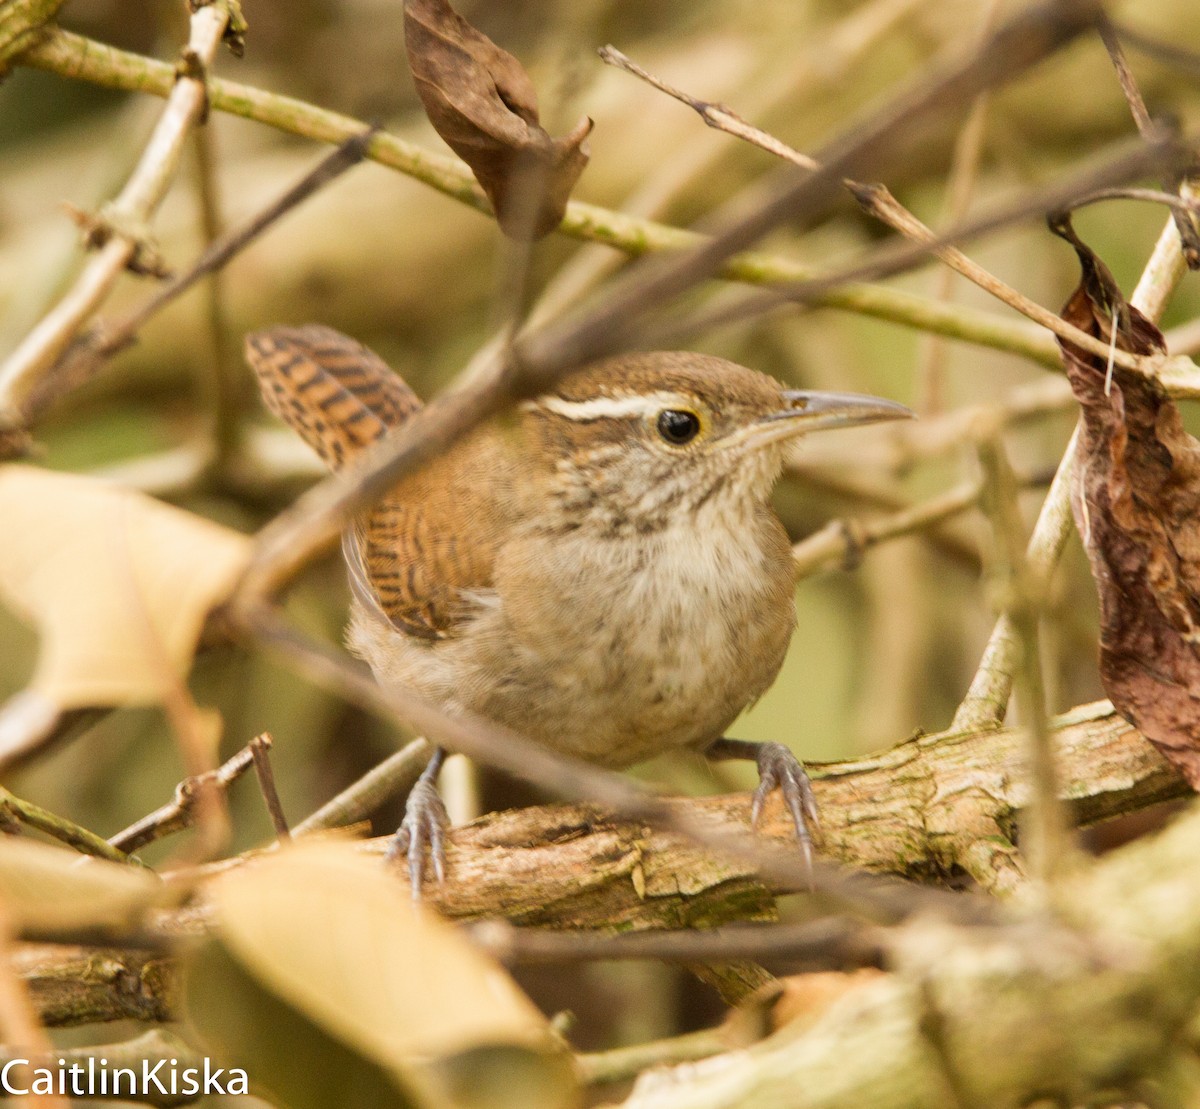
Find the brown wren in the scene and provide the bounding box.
[246,326,911,890]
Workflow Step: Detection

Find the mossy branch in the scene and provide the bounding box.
[605,792,1200,1109]
[14,27,1063,369]
[0,0,67,72]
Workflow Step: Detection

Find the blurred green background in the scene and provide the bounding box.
[3,0,1200,1062]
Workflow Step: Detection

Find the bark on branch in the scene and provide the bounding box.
[19,700,1183,1027]
[610,790,1200,1109]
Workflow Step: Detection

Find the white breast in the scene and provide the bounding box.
[347,510,796,768]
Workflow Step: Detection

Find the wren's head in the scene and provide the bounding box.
[520,351,911,536]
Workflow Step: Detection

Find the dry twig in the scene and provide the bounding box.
[107,742,260,855]
[6,129,375,441]
[248,733,290,843]
[597,40,1161,378]
[293,737,432,836]
[0,0,232,427]
[975,433,1074,885]
[791,481,983,579]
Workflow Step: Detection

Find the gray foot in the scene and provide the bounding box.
[707,737,820,876]
[385,747,449,898]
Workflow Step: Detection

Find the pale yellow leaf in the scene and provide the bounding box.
[208,842,566,1065]
[0,466,251,708]
[0,836,162,934]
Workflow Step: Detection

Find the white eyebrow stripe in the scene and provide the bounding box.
[527,392,697,421]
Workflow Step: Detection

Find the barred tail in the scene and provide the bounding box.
[245,325,421,470]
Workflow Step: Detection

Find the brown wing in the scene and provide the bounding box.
[352,425,515,639]
[246,324,512,640]
[245,325,420,470]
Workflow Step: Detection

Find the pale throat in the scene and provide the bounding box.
[540,438,788,538]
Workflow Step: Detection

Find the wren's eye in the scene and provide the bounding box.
[656,409,702,445]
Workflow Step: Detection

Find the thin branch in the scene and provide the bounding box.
[1066,186,1200,218]
[650,133,1186,365]
[1113,20,1200,77]
[789,463,983,570]
[1097,14,1200,267]
[597,45,820,170]
[0,0,232,424]
[293,737,432,836]
[791,480,982,579]
[106,739,259,854]
[10,128,375,438]
[116,503,230,863]
[16,29,1066,371]
[248,732,290,842]
[915,0,1004,414]
[597,39,1149,377]
[849,181,1155,374]
[1133,181,1198,322]
[509,0,926,351]
[577,1028,739,1088]
[975,433,1074,886]
[1165,315,1200,358]
[881,376,1075,469]
[952,428,1080,734]
[0,786,137,865]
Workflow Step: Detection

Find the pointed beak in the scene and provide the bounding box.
[762,390,914,438]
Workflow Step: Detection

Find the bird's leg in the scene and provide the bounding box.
[705,737,820,873]
[386,746,449,898]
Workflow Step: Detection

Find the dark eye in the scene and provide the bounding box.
[656,409,701,445]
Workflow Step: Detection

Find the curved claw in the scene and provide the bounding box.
[750,741,820,879]
[386,753,450,899]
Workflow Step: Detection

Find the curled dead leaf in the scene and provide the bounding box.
[1053,215,1200,786]
[403,0,591,239]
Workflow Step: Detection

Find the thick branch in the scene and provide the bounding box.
[350,700,1172,914]
[608,790,1200,1109]
[19,701,1183,1026]
[16,946,177,1027]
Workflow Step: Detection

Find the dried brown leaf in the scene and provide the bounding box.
[1054,216,1200,786]
[403,0,591,239]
